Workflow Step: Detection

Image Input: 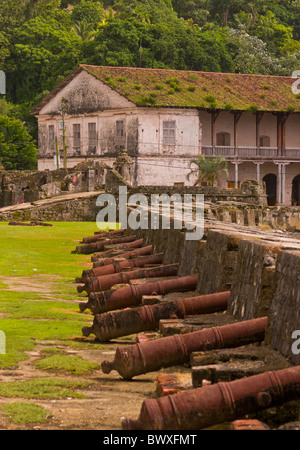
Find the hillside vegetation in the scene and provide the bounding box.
[0,0,299,169]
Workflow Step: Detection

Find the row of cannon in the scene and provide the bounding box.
[73,228,300,430]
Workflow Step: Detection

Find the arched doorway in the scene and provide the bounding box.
[263,174,277,206]
[292,174,300,206]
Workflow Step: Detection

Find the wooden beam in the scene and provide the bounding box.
[234,112,242,156]
[211,111,220,154]
[256,112,264,155]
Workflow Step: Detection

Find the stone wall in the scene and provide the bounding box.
[265,249,300,365]
[0,193,100,222]
[0,160,107,208]
[227,238,278,320]
[129,221,300,366]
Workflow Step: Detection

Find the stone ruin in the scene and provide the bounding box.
[0,160,109,208]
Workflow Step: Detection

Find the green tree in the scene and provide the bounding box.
[70,0,105,27]
[187,154,228,186]
[0,115,38,170]
[255,11,300,55]
[5,15,81,103]
[72,20,96,40]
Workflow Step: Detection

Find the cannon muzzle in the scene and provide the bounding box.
[122,365,300,430]
[74,235,137,255]
[79,253,163,282]
[77,264,179,293]
[79,275,199,313]
[101,316,268,379]
[92,245,153,268]
[82,291,230,340]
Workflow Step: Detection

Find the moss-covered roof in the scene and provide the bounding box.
[32,64,300,114]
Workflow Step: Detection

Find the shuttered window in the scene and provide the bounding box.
[48,125,55,151]
[88,123,97,152]
[73,124,81,149]
[163,121,176,145]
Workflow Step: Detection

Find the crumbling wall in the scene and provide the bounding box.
[227,239,278,320]
[195,230,240,294]
[0,161,106,208]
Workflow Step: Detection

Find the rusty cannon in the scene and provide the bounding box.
[78,253,164,283]
[79,275,199,313]
[81,229,125,244]
[122,365,300,430]
[90,240,145,263]
[73,235,138,255]
[82,291,230,341]
[77,263,179,294]
[101,316,268,380]
[92,245,153,268]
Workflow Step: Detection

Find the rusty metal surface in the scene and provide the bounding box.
[74,235,137,255]
[77,263,179,293]
[92,245,153,268]
[90,239,145,262]
[81,229,125,244]
[82,291,230,341]
[230,419,270,430]
[79,275,199,313]
[79,253,163,282]
[121,365,300,430]
[101,317,268,379]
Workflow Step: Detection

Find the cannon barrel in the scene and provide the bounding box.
[92,245,153,268]
[74,235,137,255]
[79,275,199,313]
[90,239,145,262]
[82,291,230,340]
[79,253,163,282]
[77,263,179,293]
[81,229,125,244]
[101,316,268,380]
[122,365,300,430]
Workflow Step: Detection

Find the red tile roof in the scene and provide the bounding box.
[31,64,300,114]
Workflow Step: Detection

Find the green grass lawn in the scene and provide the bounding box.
[0,222,102,369]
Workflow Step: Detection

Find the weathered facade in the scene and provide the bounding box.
[31,65,300,205]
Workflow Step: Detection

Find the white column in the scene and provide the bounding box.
[276,163,282,204]
[255,162,263,182]
[234,162,239,188]
[281,163,290,205]
[282,163,286,205]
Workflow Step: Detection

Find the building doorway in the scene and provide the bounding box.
[292,174,300,206]
[263,174,277,206]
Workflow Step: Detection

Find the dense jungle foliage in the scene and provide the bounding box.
[0,0,299,169]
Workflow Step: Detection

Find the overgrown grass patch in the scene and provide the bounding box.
[0,222,99,369]
[0,222,96,278]
[0,378,90,399]
[35,349,99,375]
[1,402,51,424]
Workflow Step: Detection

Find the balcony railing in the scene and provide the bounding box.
[202,146,300,159]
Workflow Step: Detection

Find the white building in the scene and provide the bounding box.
[31,64,300,205]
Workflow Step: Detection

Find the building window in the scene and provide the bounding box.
[88,123,97,153]
[216,132,231,146]
[116,120,124,137]
[48,125,55,151]
[259,135,270,147]
[73,124,81,150]
[163,121,176,146]
[115,120,125,147]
